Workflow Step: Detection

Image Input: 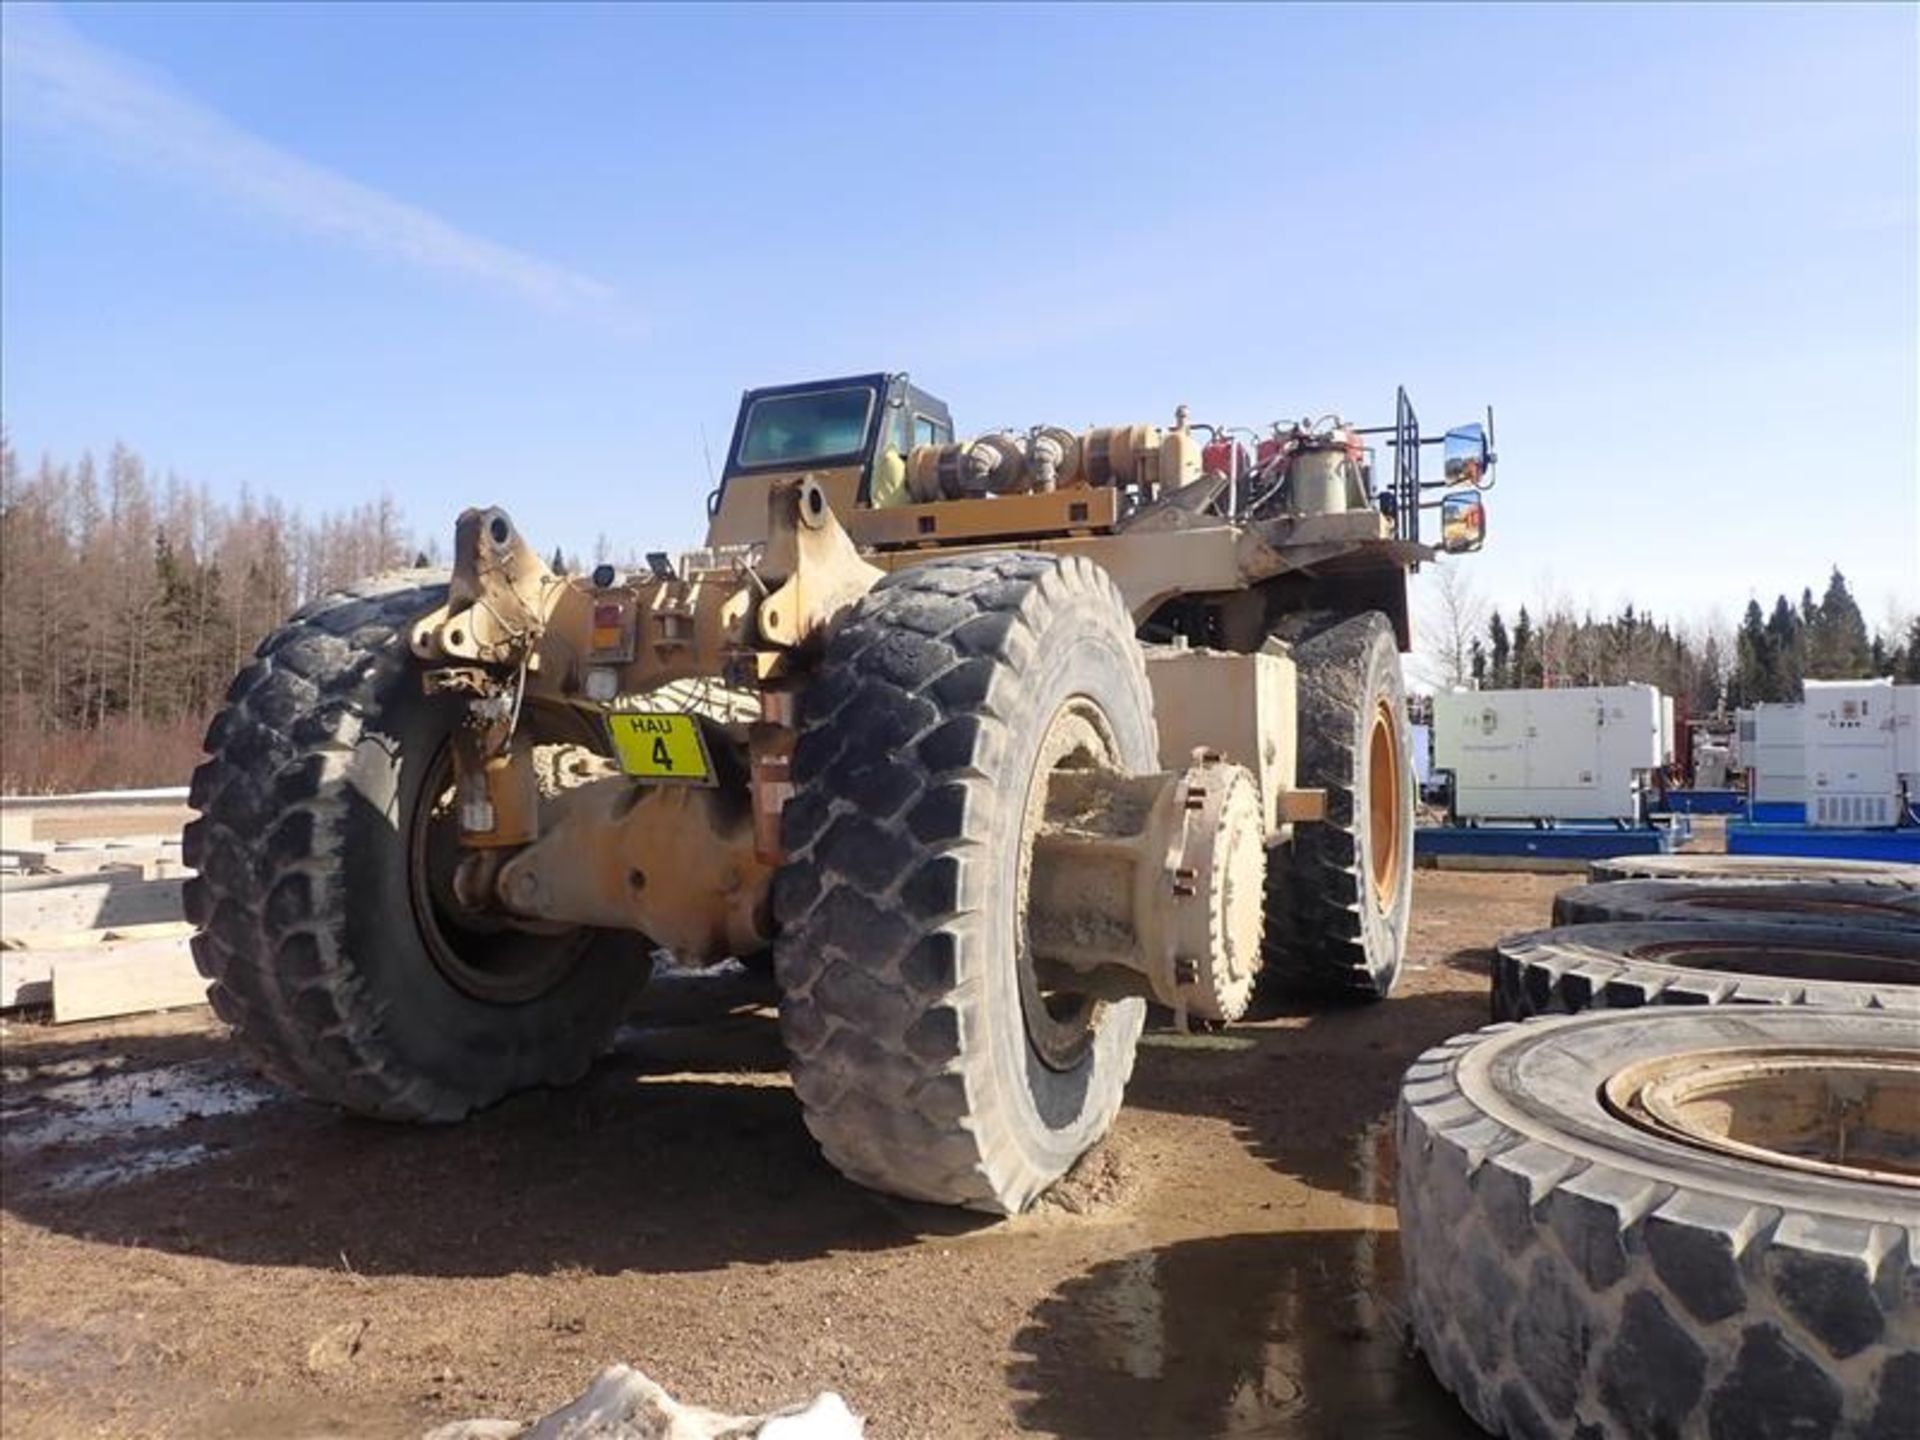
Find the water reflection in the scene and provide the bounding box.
[1011,1229,1479,1439]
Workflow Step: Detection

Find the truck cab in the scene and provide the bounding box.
[706,372,953,547]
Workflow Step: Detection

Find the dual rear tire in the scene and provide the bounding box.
[185,574,650,1122]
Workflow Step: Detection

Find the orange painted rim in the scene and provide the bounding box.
[1366,700,1405,909]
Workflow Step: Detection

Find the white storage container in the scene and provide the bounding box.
[1896,684,1920,783]
[1744,703,1805,809]
[1434,684,1664,822]
[1804,679,1908,828]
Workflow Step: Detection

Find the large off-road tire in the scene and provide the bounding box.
[774,552,1152,1214]
[184,572,651,1121]
[1399,1008,1919,1440]
[1262,612,1412,998]
[1589,854,1920,888]
[1553,879,1920,934]
[1492,920,1920,1021]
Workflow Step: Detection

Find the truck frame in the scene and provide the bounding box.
[185,371,1494,1212]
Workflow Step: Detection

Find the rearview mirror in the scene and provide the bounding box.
[1439,491,1485,553]
[1443,423,1490,485]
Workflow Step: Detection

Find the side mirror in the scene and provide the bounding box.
[1443,423,1490,485]
[1439,491,1485,553]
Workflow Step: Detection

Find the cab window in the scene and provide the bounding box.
[736,386,876,467]
[913,415,951,448]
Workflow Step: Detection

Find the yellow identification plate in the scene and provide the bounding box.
[606,712,714,784]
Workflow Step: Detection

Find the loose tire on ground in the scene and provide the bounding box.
[1492,920,1920,1021]
[774,552,1152,1214]
[1398,1008,1919,1440]
[1261,612,1412,998]
[1588,855,1920,888]
[185,572,651,1121]
[1553,879,1920,934]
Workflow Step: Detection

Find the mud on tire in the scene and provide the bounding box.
[1262,612,1411,998]
[1492,921,1920,1021]
[774,552,1152,1214]
[185,572,651,1121]
[1398,1009,1919,1440]
[1553,879,1920,935]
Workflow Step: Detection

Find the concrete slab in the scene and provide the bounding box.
[48,938,208,1023]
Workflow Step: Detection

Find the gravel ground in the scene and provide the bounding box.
[0,869,1565,1439]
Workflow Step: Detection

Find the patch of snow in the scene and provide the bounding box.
[0,1061,271,1151]
[425,1365,863,1440]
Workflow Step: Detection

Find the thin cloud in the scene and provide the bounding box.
[2,4,613,311]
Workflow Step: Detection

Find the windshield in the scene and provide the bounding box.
[736,386,877,468]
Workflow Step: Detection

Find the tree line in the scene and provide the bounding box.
[1424,562,1917,716]
[4,433,1916,790]
[1,435,422,792]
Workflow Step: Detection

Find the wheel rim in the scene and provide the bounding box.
[408,723,597,1006]
[1605,1047,1920,1189]
[1623,938,1920,987]
[1016,699,1115,1072]
[1365,699,1405,910]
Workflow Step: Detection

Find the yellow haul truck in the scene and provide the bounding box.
[185,372,1495,1214]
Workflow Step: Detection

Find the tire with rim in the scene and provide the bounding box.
[184,572,651,1121]
[1399,1008,1919,1440]
[774,552,1151,1214]
[1491,920,1920,1021]
[1588,855,1920,888]
[1553,879,1920,935]
[1262,612,1411,998]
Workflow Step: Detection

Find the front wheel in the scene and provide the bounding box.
[184,572,652,1121]
[774,552,1153,1213]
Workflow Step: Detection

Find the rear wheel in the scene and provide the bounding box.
[184,573,651,1120]
[774,552,1152,1213]
[1263,612,1412,998]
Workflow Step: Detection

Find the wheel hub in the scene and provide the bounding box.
[410,741,593,1005]
[1605,1046,1920,1189]
[1016,701,1117,1070]
[1025,743,1267,1026]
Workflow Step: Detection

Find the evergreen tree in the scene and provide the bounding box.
[1512,606,1540,687]
[1487,610,1510,688]
[1730,600,1771,707]
[1765,595,1803,698]
[1900,617,1920,684]
[1806,567,1871,678]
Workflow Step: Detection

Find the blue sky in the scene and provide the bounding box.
[4,2,1916,648]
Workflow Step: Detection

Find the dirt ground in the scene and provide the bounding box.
[0,869,1569,1439]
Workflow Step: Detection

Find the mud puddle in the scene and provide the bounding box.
[1010,1227,1478,1438]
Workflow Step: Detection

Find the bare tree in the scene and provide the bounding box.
[1418,561,1485,690]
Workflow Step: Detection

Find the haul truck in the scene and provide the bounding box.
[185,373,1495,1213]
